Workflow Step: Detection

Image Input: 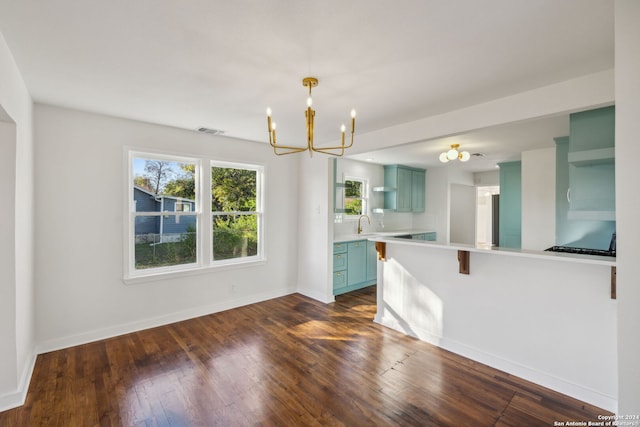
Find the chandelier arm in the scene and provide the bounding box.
[269,138,310,155]
[269,128,311,155]
[272,146,309,155]
[310,127,355,152]
[310,149,345,156]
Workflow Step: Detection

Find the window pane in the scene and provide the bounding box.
[212,214,258,260]
[133,157,196,208]
[345,180,362,197]
[211,167,257,212]
[134,215,197,269]
[344,198,363,215]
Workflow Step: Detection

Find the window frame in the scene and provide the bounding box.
[209,160,264,266]
[124,149,265,283]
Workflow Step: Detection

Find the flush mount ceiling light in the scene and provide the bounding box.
[439,144,470,163]
[266,77,356,156]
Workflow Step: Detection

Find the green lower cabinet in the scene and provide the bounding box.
[333,240,377,296]
[333,270,347,290]
[347,241,367,285]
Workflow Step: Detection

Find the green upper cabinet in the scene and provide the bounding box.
[568,106,615,221]
[569,106,615,151]
[382,165,426,213]
[498,161,522,249]
[411,169,426,212]
[555,137,616,248]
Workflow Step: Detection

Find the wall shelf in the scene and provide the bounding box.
[371,208,395,214]
[372,186,396,192]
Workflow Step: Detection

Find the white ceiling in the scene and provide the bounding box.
[0,0,613,170]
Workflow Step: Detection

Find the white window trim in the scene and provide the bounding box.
[210,160,264,266]
[123,148,265,284]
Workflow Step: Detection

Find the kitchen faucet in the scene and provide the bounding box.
[357,214,371,234]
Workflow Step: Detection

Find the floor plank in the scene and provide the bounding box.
[0,286,612,426]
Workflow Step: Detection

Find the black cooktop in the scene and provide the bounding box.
[545,246,616,257]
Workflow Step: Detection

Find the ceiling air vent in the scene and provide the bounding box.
[196,127,225,135]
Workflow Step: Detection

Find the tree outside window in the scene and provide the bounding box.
[211,165,259,261]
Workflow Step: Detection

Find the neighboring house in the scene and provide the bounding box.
[134,186,196,242]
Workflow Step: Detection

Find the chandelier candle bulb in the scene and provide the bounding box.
[266,109,272,135]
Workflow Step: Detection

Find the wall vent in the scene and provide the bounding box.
[197,127,225,135]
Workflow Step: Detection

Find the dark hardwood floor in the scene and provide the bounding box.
[1,286,610,426]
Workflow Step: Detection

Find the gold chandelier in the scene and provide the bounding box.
[439,144,470,163]
[266,77,356,156]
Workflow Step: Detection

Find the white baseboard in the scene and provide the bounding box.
[36,286,295,354]
[297,286,335,304]
[376,313,618,413]
[0,351,37,413]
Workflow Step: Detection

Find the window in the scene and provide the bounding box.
[344,177,367,216]
[127,151,263,279]
[175,202,192,212]
[211,163,261,261]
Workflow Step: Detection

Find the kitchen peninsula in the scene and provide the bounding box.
[370,236,617,412]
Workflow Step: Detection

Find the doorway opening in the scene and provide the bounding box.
[476,186,500,247]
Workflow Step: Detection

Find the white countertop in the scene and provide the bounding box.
[370,235,616,267]
[333,230,435,244]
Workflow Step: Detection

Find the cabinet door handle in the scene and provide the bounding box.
[566,188,571,203]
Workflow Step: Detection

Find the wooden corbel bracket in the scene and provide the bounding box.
[375,241,386,261]
[611,266,616,299]
[458,250,470,275]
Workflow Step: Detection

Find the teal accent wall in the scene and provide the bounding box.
[555,137,616,249]
[498,161,522,248]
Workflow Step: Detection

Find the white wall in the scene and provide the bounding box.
[418,168,448,242]
[0,112,17,398]
[449,183,476,244]
[377,242,618,411]
[418,167,474,243]
[0,32,35,411]
[521,147,556,250]
[296,155,334,303]
[615,0,640,415]
[33,104,300,350]
[474,170,499,186]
